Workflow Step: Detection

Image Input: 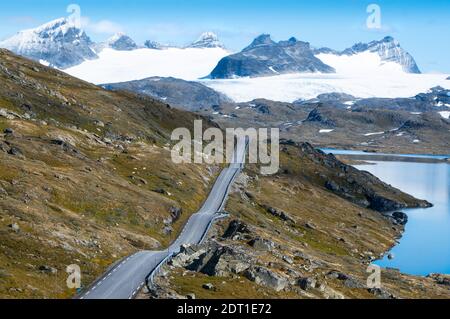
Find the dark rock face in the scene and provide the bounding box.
[222,220,251,239]
[391,211,408,226]
[106,33,138,51]
[102,77,231,111]
[305,107,336,127]
[210,34,335,79]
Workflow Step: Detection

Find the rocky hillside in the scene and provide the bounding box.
[0,49,219,298]
[201,93,450,155]
[142,142,450,299]
[102,77,232,111]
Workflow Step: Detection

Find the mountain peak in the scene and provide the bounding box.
[188,32,224,48]
[244,34,275,50]
[316,36,421,74]
[210,35,335,79]
[0,17,97,69]
[106,33,138,51]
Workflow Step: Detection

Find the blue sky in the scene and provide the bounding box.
[1,0,449,72]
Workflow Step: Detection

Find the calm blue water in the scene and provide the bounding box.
[321,148,450,160]
[355,161,450,275]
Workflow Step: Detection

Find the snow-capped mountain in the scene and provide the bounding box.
[209,34,335,79]
[315,36,421,74]
[104,33,138,51]
[0,18,97,69]
[187,32,225,49]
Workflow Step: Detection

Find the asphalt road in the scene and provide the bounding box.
[79,137,247,299]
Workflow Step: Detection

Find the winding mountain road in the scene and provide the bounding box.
[78,137,247,299]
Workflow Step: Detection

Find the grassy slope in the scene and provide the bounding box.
[0,49,218,298]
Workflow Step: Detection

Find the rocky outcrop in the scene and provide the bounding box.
[222,220,251,240]
[171,243,251,277]
[244,266,288,292]
[285,141,432,212]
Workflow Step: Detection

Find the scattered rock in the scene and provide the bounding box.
[202,283,215,291]
[222,220,251,240]
[264,206,296,223]
[162,226,173,235]
[248,237,276,251]
[298,277,316,290]
[153,188,168,195]
[39,265,57,274]
[169,206,183,222]
[8,223,20,232]
[326,271,364,288]
[282,255,294,265]
[304,222,317,230]
[368,288,396,299]
[7,146,23,156]
[244,266,288,292]
[3,128,13,134]
[186,293,196,299]
[388,253,395,260]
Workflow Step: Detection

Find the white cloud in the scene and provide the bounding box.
[81,17,123,35]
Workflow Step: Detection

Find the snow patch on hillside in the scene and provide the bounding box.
[316,51,404,75]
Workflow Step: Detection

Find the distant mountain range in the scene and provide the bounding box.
[0,17,424,79]
[0,18,225,69]
[209,34,421,79]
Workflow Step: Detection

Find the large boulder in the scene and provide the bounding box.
[244,266,288,292]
